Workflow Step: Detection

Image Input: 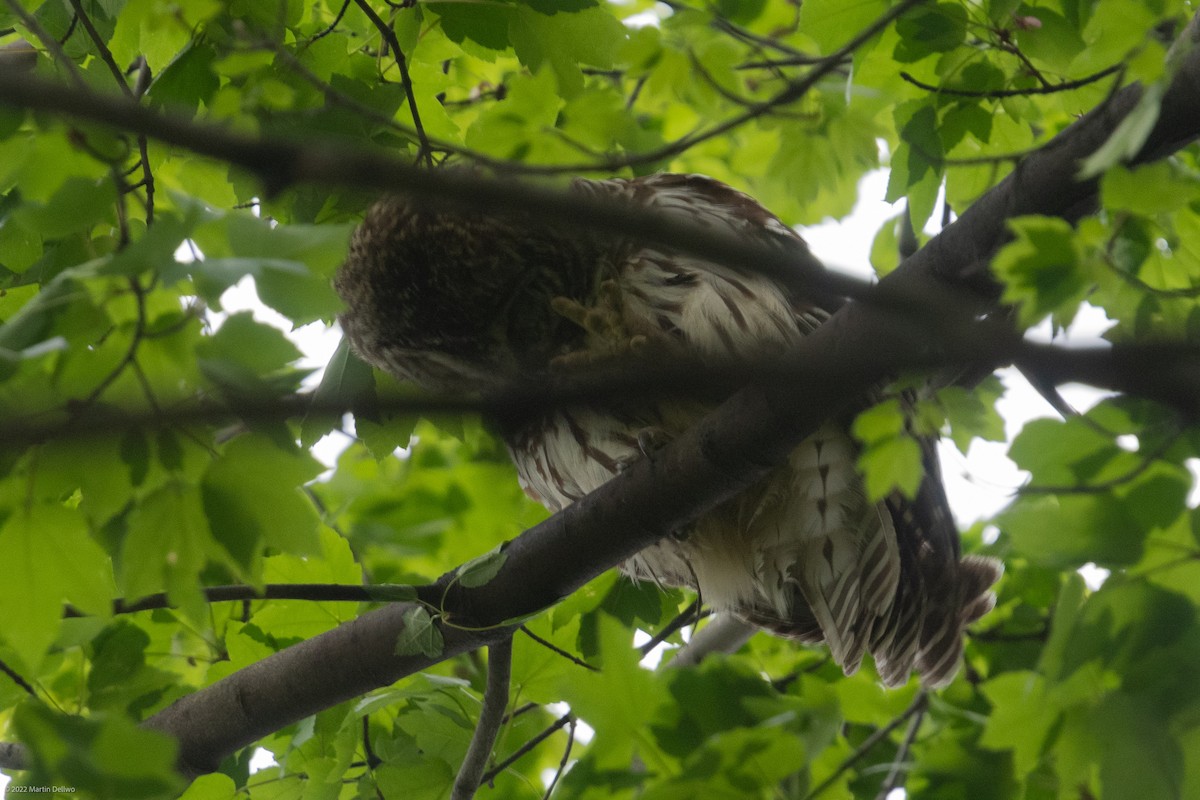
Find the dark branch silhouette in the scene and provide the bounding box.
[899,65,1122,98]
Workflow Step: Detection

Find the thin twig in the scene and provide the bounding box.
[453,636,513,800]
[996,32,1053,89]
[79,277,148,406]
[687,49,814,114]
[1104,260,1200,297]
[362,715,382,769]
[264,38,420,140]
[541,719,575,800]
[805,691,928,800]
[501,701,538,724]
[873,690,928,800]
[663,0,807,60]
[311,0,352,42]
[428,0,923,178]
[899,64,1122,98]
[352,0,432,165]
[638,600,704,656]
[520,626,598,671]
[480,711,573,786]
[1015,361,1079,419]
[63,0,155,224]
[0,657,36,698]
[739,54,838,69]
[67,0,132,97]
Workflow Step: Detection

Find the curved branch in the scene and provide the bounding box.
[899,65,1122,98]
[0,69,866,303]
[452,636,513,800]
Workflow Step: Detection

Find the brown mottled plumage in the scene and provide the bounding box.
[335,173,1001,687]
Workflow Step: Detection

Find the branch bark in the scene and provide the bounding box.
[3,9,1200,782]
[452,636,514,800]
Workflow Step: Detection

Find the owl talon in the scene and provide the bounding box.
[549,296,592,329]
[550,283,646,370]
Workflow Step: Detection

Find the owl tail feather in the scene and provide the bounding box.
[739,552,1001,688]
[915,555,1004,687]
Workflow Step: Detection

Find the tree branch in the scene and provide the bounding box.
[452,636,513,800]
[667,614,757,668]
[3,337,1199,453]
[140,597,515,778]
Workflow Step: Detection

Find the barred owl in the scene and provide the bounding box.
[335,173,1001,687]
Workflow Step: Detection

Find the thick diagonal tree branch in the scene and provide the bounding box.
[2,11,1200,782]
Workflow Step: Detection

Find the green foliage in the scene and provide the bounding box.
[853,398,925,501]
[395,606,444,659]
[11,703,182,798]
[0,0,1197,798]
[992,215,1091,329]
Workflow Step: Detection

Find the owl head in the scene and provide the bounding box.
[335,195,596,393]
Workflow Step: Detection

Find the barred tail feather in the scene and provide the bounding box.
[960,555,1004,625]
[869,529,924,687]
[795,543,867,674]
[858,504,901,617]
